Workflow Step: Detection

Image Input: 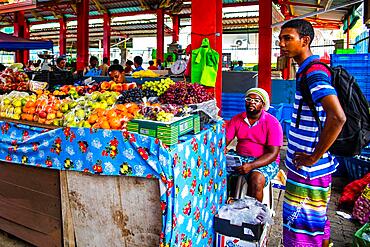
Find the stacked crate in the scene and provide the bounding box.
[331,54,370,101]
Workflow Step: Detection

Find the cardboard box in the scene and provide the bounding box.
[215,223,268,247]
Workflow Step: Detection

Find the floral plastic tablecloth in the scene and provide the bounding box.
[0,120,227,247]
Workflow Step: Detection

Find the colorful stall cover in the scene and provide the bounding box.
[0,120,227,247]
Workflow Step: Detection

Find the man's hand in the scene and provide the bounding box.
[235,162,254,175]
[293,152,318,169]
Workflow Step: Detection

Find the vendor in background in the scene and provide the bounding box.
[157,59,164,70]
[0,63,5,72]
[226,88,283,202]
[55,57,67,71]
[112,59,120,65]
[108,64,126,83]
[99,57,109,76]
[25,60,35,71]
[233,61,244,71]
[133,56,144,72]
[147,60,157,70]
[124,60,134,74]
[83,56,101,76]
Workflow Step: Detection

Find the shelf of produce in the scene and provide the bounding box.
[0,119,227,247]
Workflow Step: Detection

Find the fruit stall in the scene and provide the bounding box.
[0,68,226,247]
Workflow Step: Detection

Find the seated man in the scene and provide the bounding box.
[108,64,126,83]
[226,88,283,202]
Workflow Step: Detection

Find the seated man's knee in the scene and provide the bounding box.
[248,172,265,191]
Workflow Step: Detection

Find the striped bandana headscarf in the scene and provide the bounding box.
[245,88,270,111]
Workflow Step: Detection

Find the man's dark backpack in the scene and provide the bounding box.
[296,61,370,157]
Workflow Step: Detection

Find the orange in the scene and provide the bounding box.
[92,122,101,129]
[106,109,117,119]
[100,120,110,129]
[109,117,122,130]
[94,108,105,117]
[88,114,99,124]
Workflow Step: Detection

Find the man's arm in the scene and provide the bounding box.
[293,95,346,168]
[235,145,280,175]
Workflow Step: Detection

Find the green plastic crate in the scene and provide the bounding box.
[353,223,370,247]
[127,115,200,145]
[335,48,356,54]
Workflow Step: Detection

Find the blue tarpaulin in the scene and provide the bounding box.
[0,32,53,50]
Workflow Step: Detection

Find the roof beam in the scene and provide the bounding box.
[31,10,45,21]
[223,1,258,7]
[91,0,107,14]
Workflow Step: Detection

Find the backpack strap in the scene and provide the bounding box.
[295,60,332,133]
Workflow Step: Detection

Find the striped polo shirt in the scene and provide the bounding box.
[285,55,339,179]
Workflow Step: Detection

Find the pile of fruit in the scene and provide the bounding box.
[0,68,29,93]
[142,78,175,96]
[134,103,187,122]
[159,82,214,105]
[132,70,159,78]
[100,81,137,92]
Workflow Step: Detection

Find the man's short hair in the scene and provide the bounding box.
[149,60,154,66]
[56,57,65,65]
[108,64,124,73]
[90,56,99,63]
[134,56,143,66]
[112,59,119,65]
[126,60,133,66]
[281,19,314,46]
[103,57,108,64]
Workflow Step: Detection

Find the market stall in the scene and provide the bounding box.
[0,65,226,246]
[0,32,53,51]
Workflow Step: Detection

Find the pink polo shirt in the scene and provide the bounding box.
[226,110,283,164]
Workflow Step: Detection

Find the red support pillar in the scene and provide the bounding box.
[215,0,223,110]
[191,0,222,110]
[156,8,164,62]
[23,21,30,65]
[14,11,25,64]
[103,13,111,63]
[172,15,179,43]
[76,0,89,72]
[258,0,272,96]
[59,17,67,56]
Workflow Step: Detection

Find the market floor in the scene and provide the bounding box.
[266,145,362,247]
[0,146,363,247]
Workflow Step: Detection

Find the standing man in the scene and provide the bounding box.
[99,57,109,76]
[279,19,346,247]
[226,88,283,202]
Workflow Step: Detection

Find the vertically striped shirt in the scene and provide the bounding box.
[285,55,339,179]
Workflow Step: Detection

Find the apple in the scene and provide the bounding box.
[75,109,85,120]
[12,99,22,107]
[14,107,22,115]
[60,103,69,113]
[39,111,47,119]
[47,113,56,120]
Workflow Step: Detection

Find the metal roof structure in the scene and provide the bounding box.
[0,0,363,46]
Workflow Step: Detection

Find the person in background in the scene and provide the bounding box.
[124,60,134,74]
[0,63,5,72]
[83,56,101,76]
[55,57,67,71]
[147,60,157,70]
[133,56,144,72]
[226,88,283,202]
[112,59,120,65]
[108,64,126,83]
[279,19,346,247]
[233,61,244,71]
[157,59,164,70]
[25,60,35,71]
[99,57,109,76]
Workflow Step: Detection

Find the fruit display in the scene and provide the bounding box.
[159,82,214,105]
[116,88,157,104]
[134,103,187,122]
[0,91,34,120]
[132,70,159,78]
[0,68,30,93]
[141,78,175,96]
[100,81,137,92]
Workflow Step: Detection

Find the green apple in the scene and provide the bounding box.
[60,103,69,113]
[21,98,27,106]
[3,98,11,105]
[14,107,22,115]
[106,96,116,106]
[92,102,101,109]
[76,109,85,120]
[13,114,21,120]
[69,101,78,109]
[91,91,101,101]
[12,99,22,107]
[100,100,108,109]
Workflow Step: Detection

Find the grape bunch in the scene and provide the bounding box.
[142,89,157,98]
[159,82,214,105]
[117,88,145,103]
[142,78,175,96]
[156,111,174,122]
